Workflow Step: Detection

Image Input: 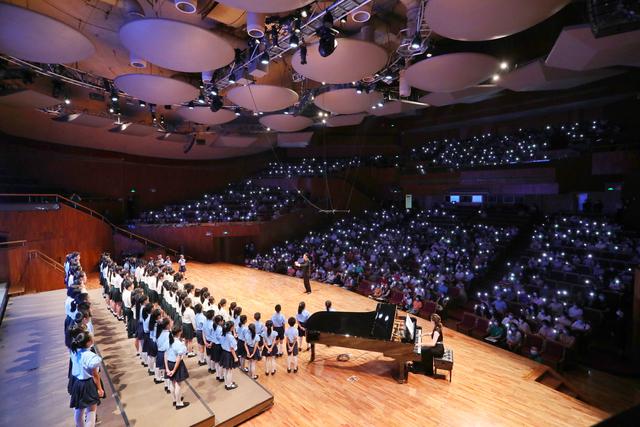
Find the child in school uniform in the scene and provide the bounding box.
[296,301,311,351]
[236,314,248,372]
[202,310,216,374]
[178,254,187,275]
[155,318,172,394]
[285,317,300,373]
[271,304,286,357]
[220,321,239,390]
[133,292,148,357]
[261,320,279,376]
[194,303,207,366]
[141,303,153,367]
[244,323,262,380]
[69,331,104,427]
[148,309,162,380]
[181,298,196,357]
[122,280,134,338]
[212,315,225,381]
[165,325,190,410]
[253,312,265,337]
[216,299,227,320]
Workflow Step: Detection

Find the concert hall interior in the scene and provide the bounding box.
[1,1,640,426]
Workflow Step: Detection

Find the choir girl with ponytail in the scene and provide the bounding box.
[285,317,299,373]
[243,323,262,380]
[202,310,216,374]
[181,297,196,357]
[261,320,279,376]
[296,301,311,351]
[236,314,248,372]
[69,331,104,427]
[165,325,190,409]
[220,321,239,390]
[155,318,172,394]
[194,303,207,366]
[212,315,225,381]
[271,304,286,357]
[148,309,162,380]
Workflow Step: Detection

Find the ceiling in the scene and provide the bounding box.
[0,0,638,159]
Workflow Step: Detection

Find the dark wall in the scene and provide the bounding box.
[0,134,271,222]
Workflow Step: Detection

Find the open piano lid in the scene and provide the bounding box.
[306,303,397,341]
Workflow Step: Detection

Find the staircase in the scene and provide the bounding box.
[533,366,586,402]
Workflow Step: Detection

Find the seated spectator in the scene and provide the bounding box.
[506,323,523,352]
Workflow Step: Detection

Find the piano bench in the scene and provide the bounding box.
[434,348,454,382]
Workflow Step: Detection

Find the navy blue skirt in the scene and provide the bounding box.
[156,350,165,370]
[246,345,262,361]
[275,326,285,339]
[142,332,152,353]
[298,322,306,337]
[147,340,158,358]
[220,350,238,369]
[64,316,73,348]
[236,339,246,357]
[166,360,189,383]
[182,323,195,341]
[179,265,186,273]
[136,322,145,341]
[70,378,100,409]
[262,344,278,357]
[196,330,204,346]
[212,343,223,363]
[287,341,299,356]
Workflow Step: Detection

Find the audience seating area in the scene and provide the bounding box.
[134,180,306,224]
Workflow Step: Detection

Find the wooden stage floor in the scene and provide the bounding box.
[0,263,618,427]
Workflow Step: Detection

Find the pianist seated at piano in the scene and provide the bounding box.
[411,314,445,376]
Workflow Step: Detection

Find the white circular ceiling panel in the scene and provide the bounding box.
[114,74,199,106]
[120,19,234,72]
[259,114,313,132]
[425,0,571,41]
[214,0,314,13]
[314,88,382,115]
[292,39,388,84]
[0,3,95,64]
[405,53,499,93]
[177,106,237,125]
[227,85,298,112]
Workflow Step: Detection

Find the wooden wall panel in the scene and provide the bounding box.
[0,205,113,292]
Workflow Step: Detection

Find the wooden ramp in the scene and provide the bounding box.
[90,289,273,427]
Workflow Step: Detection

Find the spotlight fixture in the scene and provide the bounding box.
[371,105,377,109]
[322,119,327,124]
[500,61,509,70]
[174,0,197,14]
[300,8,308,18]
[210,86,218,96]
[110,89,118,102]
[340,16,347,24]
[323,10,334,26]
[266,127,271,131]
[234,108,241,116]
[377,100,383,108]
[64,97,71,105]
[228,74,236,84]
[198,94,206,104]
[300,43,308,65]
[109,106,115,113]
[426,53,433,58]
[289,33,300,48]
[139,100,146,108]
[317,28,336,57]
[260,50,270,65]
[492,74,500,82]
[410,33,422,50]
[188,101,195,110]
[356,85,363,94]
[293,18,301,34]
[209,96,223,112]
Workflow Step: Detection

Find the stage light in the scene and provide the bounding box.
[234,108,241,116]
[210,86,218,96]
[109,106,115,113]
[209,96,223,112]
[139,100,146,107]
[260,50,270,65]
[377,101,383,108]
[110,90,118,102]
[340,16,347,24]
[300,8,308,18]
[175,0,197,14]
[492,74,500,82]
[426,53,432,58]
[188,101,195,110]
[500,61,509,70]
[300,44,308,65]
[289,33,300,48]
[410,33,421,50]
[198,94,206,104]
[64,97,71,105]
[323,10,334,26]
[266,127,271,131]
[318,31,336,57]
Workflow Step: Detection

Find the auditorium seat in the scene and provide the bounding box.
[388,289,404,306]
[419,301,437,319]
[541,340,566,370]
[356,280,374,296]
[471,317,490,339]
[521,333,544,356]
[456,313,476,335]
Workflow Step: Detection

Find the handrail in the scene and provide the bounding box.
[0,193,181,256]
[28,249,65,272]
[0,240,27,248]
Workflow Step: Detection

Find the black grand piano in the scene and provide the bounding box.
[306,303,422,383]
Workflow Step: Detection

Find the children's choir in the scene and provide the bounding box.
[93,252,311,419]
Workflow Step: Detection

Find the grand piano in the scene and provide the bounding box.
[306,303,422,383]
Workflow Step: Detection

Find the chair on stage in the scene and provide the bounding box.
[470,317,490,339]
[419,301,437,319]
[434,348,454,382]
[456,312,476,335]
[541,340,566,371]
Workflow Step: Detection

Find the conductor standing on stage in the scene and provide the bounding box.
[294,254,312,294]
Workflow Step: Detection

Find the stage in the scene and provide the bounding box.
[0,263,615,426]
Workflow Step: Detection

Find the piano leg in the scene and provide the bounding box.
[310,343,316,362]
[395,361,409,384]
